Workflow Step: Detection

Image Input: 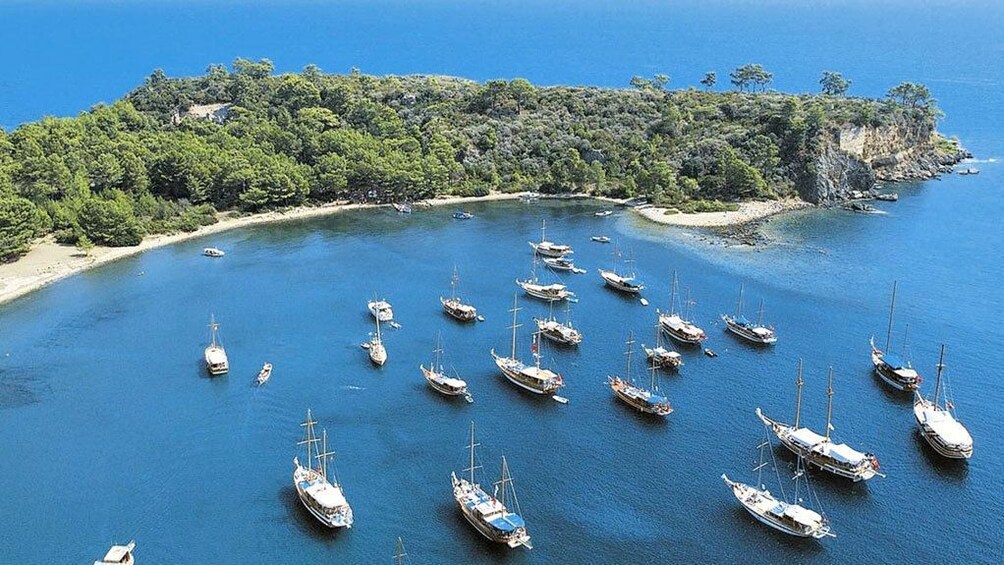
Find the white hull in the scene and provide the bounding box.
[723,315,777,344]
[913,397,973,459]
[722,475,831,539]
[293,464,353,529]
[757,409,880,482]
[369,342,387,365]
[491,350,561,395]
[598,269,644,293]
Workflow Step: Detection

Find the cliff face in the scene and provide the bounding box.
[799,118,967,204]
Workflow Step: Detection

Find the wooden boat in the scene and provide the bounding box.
[451,422,532,549]
[490,295,564,395]
[722,285,776,344]
[598,248,644,294]
[368,317,387,366]
[368,299,394,322]
[542,256,579,273]
[453,210,474,219]
[658,273,706,345]
[528,219,573,257]
[534,302,582,346]
[256,362,273,386]
[608,332,672,416]
[722,423,833,540]
[757,363,882,482]
[642,323,682,370]
[913,345,973,459]
[93,541,135,565]
[204,315,229,376]
[421,334,472,402]
[870,281,921,391]
[293,409,353,528]
[591,236,611,243]
[441,267,478,322]
[517,256,573,302]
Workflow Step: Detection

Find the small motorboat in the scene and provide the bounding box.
[256,362,273,385]
[591,236,611,243]
[203,247,225,257]
[392,203,412,214]
[594,210,613,217]
[453,210,474,220]
[957,168,979,175]
[874,193,899,202]
[704,348,717,358]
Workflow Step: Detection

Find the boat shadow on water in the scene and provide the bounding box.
[912,432,969,482]
[279,486,349,541]
[608,396,669,427]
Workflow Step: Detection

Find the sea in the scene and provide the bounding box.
[0,1,1002,563]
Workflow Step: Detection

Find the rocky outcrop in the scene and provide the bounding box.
[798,119,969,204]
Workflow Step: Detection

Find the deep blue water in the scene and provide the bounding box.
[1,1,1003,563]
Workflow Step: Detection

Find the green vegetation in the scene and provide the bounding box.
[0,58,942,258]
[820,71,851,96]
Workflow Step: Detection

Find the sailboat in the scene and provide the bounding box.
[657,273,707,345]
[722,423,834,539]
[368,317,387,366]
[368,299,394,322]
[490,295,564,395]
[292,409,353,528]
[757,363,882,481]
[441,267,478,322]
[420,333,473,402]
[528,219,573,258]
[534,301,583,346]
[393,537,408,564]
[93,541,136,565]
[516,255,573,302]
[870,281,922,391]
[642,321,682,370]
[913,345,974,459]
[542,255,584,274]
[722,284,777,344]
[204,314,229,376]
[256,362,273,386]
[598,247,645,294]
[608,332,673,416]
[450,422,532,549]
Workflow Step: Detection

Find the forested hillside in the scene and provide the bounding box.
[0,59,948,257]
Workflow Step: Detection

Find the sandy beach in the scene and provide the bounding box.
[0,192,520,307]
[634,199,811,228]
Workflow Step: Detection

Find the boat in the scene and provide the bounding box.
[870,281,922,391]
[203,247,225,257]
[516,256,573,302]
[528,219,573,258]
[844,201,879,213]
[542,256,579,273]
[642,322,682,370]
[450,422,532,549]
[598,248,644,294]
[913,345,974,459]
[204,315,229,376]
[875,193,899,202]
[704,348,717,358]
[368,317,387,366]
[421,334,473,402]
[594,210,613,217]
[453,210,474,220]
[393,537,408,564]
[441,267,478,322]
[591,236,611,243]
[93,541,135,565]
[520,191,542,202]
[608,332,672,416]
[368,299,394,322]
[292,409,353,528]
[392,202,412,213]
[722,284,776,344]
[722,423,833,539]
[757,362,882,482]
[957,167,979,175]
[490,295,564,395]
[657,272,707,345]
[256,362,273,385]
[534,302,583,346]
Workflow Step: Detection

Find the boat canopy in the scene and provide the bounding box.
[782,503,823,526]
[821,442,867,465]
[789,427,826,447]
[305,481,347,508]
[881,352,908,369]
[439,375,467,388]
[205,347,227,364]
[921,408,973,446]
[490,512,526,532]
[645,393,669,406]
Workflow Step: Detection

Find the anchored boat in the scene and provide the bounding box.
[203,247,225,257]
[534,302,582,346]
[528,219,573,258]
[642,322,682,371]
[292,409,353,528]
[368,299,394,322]
[722,284,776,344]
[421,334,473,402]
[491,295,564,395]
[441,267,478,322]
[757,363,882,482]
[93,541,136,565]
[517,256,573,302]
[368,317,387,366]
[608,332,673,416]
[658,272,707,345]
[870,281,922,391]
[204,314,229,376]
[598,248,644,294]
[256,362,273,386]
[450,422,532,549]
[913,345,973,459]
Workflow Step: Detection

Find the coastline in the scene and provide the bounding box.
[633,199,811,228]
[0,192,520,307]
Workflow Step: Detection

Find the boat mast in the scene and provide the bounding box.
[685,288,694,322]
[794,359,804,428]
[375,316,382,342]
[298,409,320,471]
[885,281,898,352]
[540,219,547,244]
[394,537,407,565]
[824,367,835,441]
[933,344,946,409]
[209,314,219,348]
[509,294,521,359]
[433,332,444,371]
[756,299,766,326]
[625,331,635,382]
[315,429,338,482]
[670,271,680,315]
[466,421,481,484]
[736,284,745,317]
[451,266,460,300]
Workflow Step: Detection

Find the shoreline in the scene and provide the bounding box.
[0,192,803,307]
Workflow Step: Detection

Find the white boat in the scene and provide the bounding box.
[451,422,532,549]
[608,332,672,416]
[534,302,582,346]
[542,256,578,272]
[517,256,573,302]
[870,282,921,391]
[591,236,611,243]
[392,202,412,214]
[642,322,682,370]
[368,317,387,366]
[293,409,353,528]
[913,345,973,459]
[256,362,273,386]
[594,210,613,217]
[441,267,478,322]
[528,219,573,258]
[658,273,706,345]
[93,541,135,565]
[421,334,472,401]
[598,247,644,294]
[722,422,833,540]
[203,247,225,257]
[204,315,229,376]
[757,363,882,482]
[491,295,564,395]
[368,299,394,322]
[722,284,776,344]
